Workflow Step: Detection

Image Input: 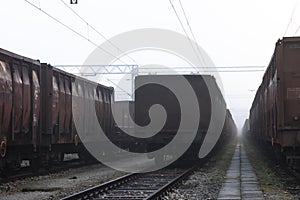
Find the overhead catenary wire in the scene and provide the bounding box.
[106,78,132,98]
[59,0,139,65]
[57,65,265,75]
[178,0,205,64]
[284,1,298,35]
[294,4,300,35]
[168,0,204,69]
[24,0,130,65]
[57,65,265,69]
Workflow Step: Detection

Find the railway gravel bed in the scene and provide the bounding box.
[0,164,125,200]
[243,135,300,200]
[0,153,155,200]
[164,139,237,199]
[62,167,196,200]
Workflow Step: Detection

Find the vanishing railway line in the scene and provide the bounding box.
[61,166,196,200]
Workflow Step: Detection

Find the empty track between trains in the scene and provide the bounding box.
[61,166,197,200]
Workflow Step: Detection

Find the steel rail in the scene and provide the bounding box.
[60,166,196,200]
[60,173,137,200]
[146,166,196,200]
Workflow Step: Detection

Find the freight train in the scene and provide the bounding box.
[0,48,114,171]
[249,37,300,166]
[242,119,250,136]
[0,48,237,172]
[134,75,237,162]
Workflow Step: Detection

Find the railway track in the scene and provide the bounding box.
[61,166,197,200]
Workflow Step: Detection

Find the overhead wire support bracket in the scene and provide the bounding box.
[55,64,139,76]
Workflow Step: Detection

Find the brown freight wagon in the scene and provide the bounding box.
[114,101,135,133]
[0,48,114,170]
[134,75,233,162]
[0,48,41,169]
[242,119,250,136]
[113,101,135,149]
[250,37,300,165]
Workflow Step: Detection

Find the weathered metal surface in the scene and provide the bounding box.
[89,86,94,134]
[250,37,300,159]
[59,75,66,135]
[12,65,23,135]
[65,77,72,135]
[0,61,12,141]
[114,101,135,131]
[41,64,52,137]
[32,70,40,149]
[135,75,215,134]
[91,88,98,135]
[134,75,227,159]
[0,47,115,169]
[52,75,59,135]
[110,91,115,132]
[22,66,31,134]
[104,89,110,134]
[97,89,106,134]
[83,83,89,136]
[71,81,78,140]
[75,81,85,136]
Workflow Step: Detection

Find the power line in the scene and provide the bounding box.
[59,0,138,65]
[178,0,205,64]
[106,78,132,98]
[294,2,300,35]
[57,65,265,75]
[194,69,264,72]
[57,65,265,69]
[168,0,204,68]
[24,0,130,65]
[284,1,298,35]
[295,26,300,34]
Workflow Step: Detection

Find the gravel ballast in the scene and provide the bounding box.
[165,138,237,199]
[0,164,124,200]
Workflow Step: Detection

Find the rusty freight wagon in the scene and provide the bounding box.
[114,101,134,133]
[0,49,41,169]
[249,37,300,165]
[134,75,235,163]
[0,48,114,171]
[113,101,136,150]
[242,119,250,136]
